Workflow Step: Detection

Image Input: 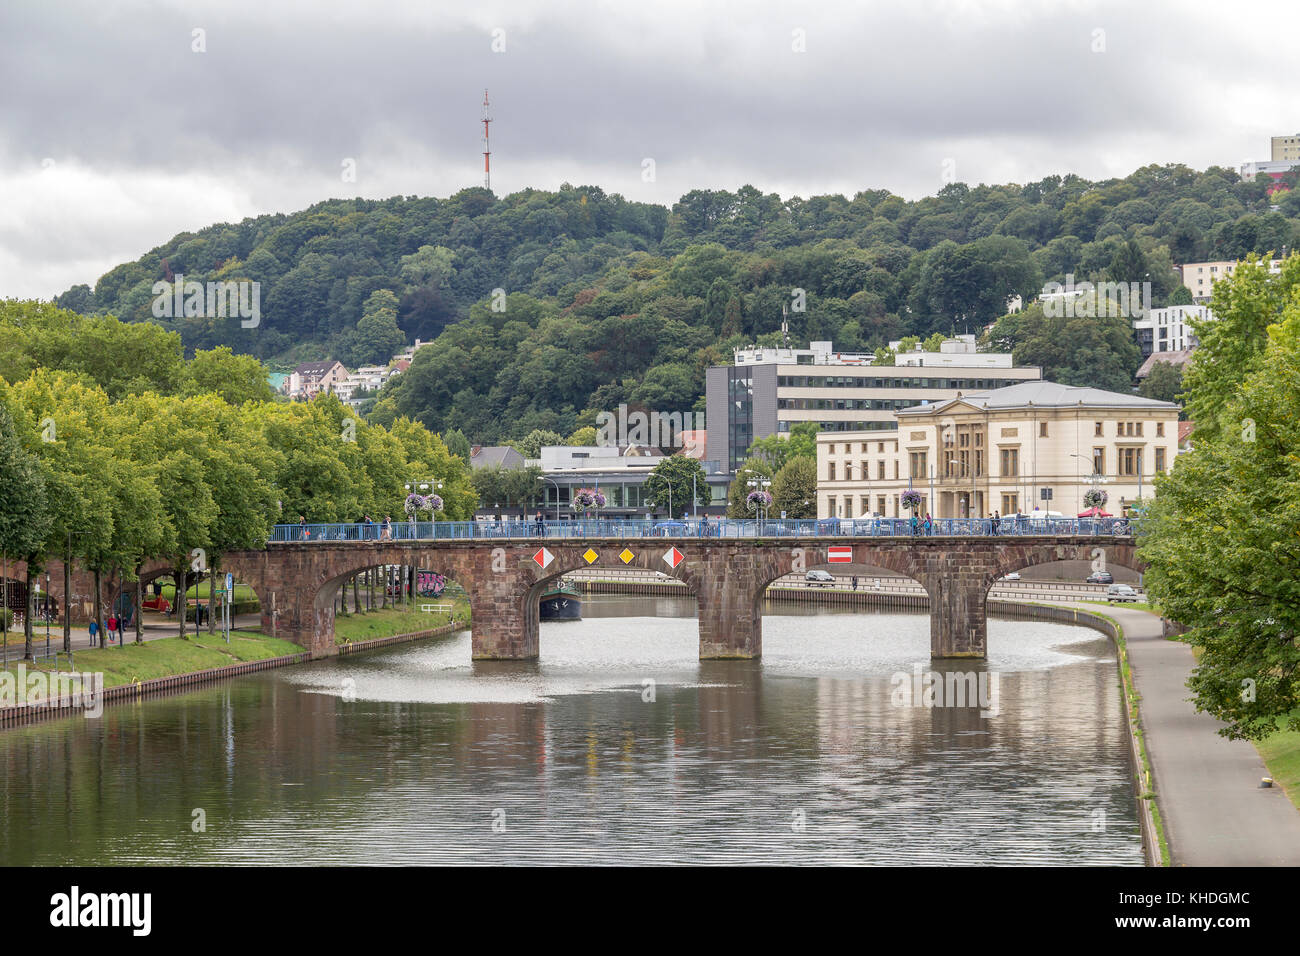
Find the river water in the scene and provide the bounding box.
[0,596,1142,865]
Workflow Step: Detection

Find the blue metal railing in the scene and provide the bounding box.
[269,516,1138,543]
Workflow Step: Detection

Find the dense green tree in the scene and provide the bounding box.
[0,400,53,656]
[770,456,817,518]
[644,455,709,518]
[744,422,819,472]
[1139,295,1300,739]
[1180,255,1300,441]
[1138,361,1184,406]
[513,428,565,459]
[985,301,1141,393]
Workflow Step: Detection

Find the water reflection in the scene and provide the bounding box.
[0,596,1141,865]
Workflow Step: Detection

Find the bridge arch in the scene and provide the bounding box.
[515,541,701,660]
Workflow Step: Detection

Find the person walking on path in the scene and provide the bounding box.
[923,512,933,536]
[991,510,1001,536]
[851,576,859,591]
[107,613,118,645]
[910,512,919,536]
[380,515,392,540]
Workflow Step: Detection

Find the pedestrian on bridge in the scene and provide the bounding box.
[924,513,933,536]
[910,512,919,536]
[991,510,1001,536]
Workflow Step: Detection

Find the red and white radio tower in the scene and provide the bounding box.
[481,89,492,191]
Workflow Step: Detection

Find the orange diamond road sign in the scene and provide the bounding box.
[662,547,684,568]
[619,548,635,564]
[582,548,598,564]
[533,547,554,569]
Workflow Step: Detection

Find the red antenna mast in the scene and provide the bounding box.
[481,89,492,191]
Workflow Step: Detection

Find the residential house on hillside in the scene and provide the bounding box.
[284,360,348,400]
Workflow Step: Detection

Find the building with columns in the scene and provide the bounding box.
[816,381,1180,520]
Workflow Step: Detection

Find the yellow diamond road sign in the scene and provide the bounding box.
[583,548,598,564]
[619,548,635,564]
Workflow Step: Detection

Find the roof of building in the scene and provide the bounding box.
[1137,349,1195,378]
[898,380,1180,415]
[469,445,525,469]
[1178,421,1194,445]
[293,360,344,376]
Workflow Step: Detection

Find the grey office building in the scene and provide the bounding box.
[706,339,1041,475]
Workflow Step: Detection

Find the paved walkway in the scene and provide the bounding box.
[1066,602,1300,866]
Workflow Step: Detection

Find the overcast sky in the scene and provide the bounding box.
[1,0,1295,300]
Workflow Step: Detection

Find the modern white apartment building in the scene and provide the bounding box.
[707,338,1041,474]
[1133,304,1211,358]
[816,381,1180,520]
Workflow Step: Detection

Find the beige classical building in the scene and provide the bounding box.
[816,382,1180,520]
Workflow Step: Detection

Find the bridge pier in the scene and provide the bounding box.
[698,589,762,659]
[923,573,988,659]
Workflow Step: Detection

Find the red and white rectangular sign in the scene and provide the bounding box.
[827,546,853,563]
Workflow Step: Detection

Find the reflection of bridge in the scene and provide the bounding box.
[213,530,1142,661]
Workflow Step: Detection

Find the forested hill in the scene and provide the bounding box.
[59,166,1300,442]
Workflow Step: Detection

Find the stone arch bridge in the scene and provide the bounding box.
[205,535,1141,661]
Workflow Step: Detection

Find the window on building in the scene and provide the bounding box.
[860,496,870,516]
[827,496,836,517]
[1039,421,1048,438]
[1155,448,1166,473]
[1156,421,1164,437]
[877,496,886,516]
[1002,494,1019,515]
[1095,422,1103,436]
[1000,448,1019,477]
[860,460,868,480]
[1136,422,1143,437]
[844,464,853,481]
[893,460,899,480]
[1119,448,1143,476]
[828,462,836,481]
[909,451,928,480]
[1092,447,1105,476]
[878,461,885,480]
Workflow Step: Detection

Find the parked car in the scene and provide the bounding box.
[1086,570,1114,585]
[1106,584,1139,603]
[805,570,835,587]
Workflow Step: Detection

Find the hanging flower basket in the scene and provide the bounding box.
[571,489,607,511]
[1083,488,1108,509]
[746,489,772,509]
[901,490,923,511]
[404,493,443,516]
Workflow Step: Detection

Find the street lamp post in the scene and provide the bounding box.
[405,478,444,538]
[538,476,562,524]
[745,476,772,531]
